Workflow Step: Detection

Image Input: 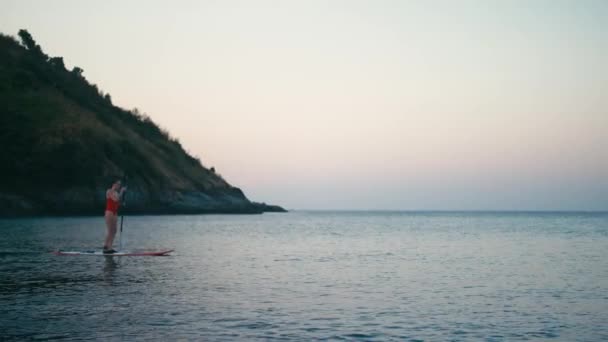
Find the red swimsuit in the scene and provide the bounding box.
[106,196,119,214]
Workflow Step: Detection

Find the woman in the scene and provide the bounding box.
[104,180,127,253]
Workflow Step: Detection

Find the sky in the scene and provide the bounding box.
[2,0,607,210]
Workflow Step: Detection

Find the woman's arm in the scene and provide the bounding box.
[107,189,121,201]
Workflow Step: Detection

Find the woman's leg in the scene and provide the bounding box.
[104,212,117,249]
[109,214,118,247]
[104,212,111,249]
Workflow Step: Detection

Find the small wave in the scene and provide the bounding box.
[525,331,559,338]
[0,251,45,256]
[342,332,381,339]
[316,257,335,262]
[228,322,276,330]
[310,317,340,321]
[212,317,246,323]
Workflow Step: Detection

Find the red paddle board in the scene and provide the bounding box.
[53,249,173,256]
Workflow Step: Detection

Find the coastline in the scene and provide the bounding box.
[0,189,286,218]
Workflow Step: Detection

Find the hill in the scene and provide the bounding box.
[0,30,285,216]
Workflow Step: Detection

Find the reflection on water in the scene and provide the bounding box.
[0,212,607,340]
[102,256,119,284]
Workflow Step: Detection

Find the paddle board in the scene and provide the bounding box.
[53,249,173,256]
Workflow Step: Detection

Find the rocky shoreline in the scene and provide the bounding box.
[0,188,286,217]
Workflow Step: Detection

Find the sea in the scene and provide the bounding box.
[1,211,607,341]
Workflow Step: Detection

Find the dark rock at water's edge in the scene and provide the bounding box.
[252,203,288,213]
[0,30,286,217]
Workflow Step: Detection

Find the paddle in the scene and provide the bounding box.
[119,177,127,251]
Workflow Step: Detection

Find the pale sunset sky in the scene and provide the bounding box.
[2,0,607,210]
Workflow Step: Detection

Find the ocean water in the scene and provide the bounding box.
[1,211,607,341]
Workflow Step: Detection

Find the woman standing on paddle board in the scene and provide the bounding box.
[104,180,126,254]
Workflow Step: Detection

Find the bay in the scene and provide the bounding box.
[1,211,607,341]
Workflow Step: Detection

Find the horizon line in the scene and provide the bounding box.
[286,209,608,214]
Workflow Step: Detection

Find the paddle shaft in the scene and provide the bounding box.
[119,184,126,251]
[119,211,124,250]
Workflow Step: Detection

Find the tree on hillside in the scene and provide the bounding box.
[17,29,47,60]
[49,56,65,70]
[17,29,36,50]
[72,66,84,77]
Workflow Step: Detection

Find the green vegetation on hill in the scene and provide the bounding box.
[0,30,284,215]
